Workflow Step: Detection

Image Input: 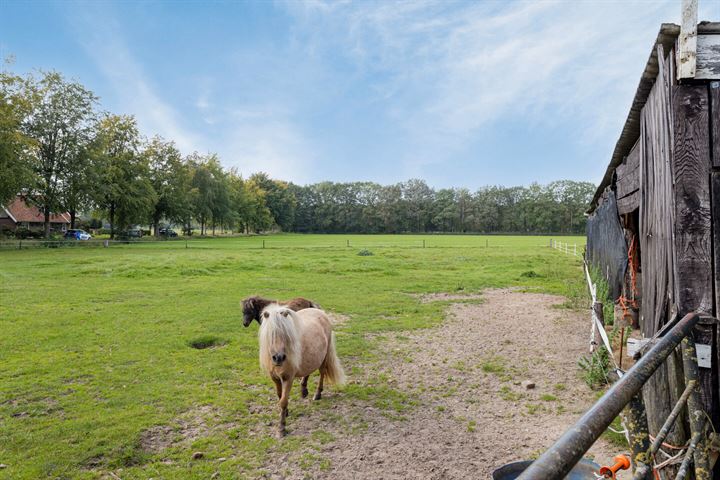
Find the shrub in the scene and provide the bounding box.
[0,226,15,238]
[578,347,610,390]
[357,249,374,256]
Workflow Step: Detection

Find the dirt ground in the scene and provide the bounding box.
[258,289,625,479]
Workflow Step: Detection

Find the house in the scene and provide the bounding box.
[0,195,70,232]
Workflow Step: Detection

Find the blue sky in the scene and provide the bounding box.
[1,0,717,188]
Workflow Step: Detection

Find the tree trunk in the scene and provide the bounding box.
[44,206,51,239]
[70,209,77,230]
[109,203,115,239]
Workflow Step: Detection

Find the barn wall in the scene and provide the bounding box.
[636,46,689,454]
[586,190,627,301]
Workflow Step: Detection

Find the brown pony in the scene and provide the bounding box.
[241,296,319,327]
[258,305,345,437]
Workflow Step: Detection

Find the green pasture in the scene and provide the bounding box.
[0,234,585,479]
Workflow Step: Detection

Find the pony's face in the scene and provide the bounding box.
[264,309,290,366]
[242,298,257,327]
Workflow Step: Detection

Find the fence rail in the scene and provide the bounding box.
[551,238,582,256]
[0,237,581,251]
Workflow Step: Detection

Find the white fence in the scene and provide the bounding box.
[551,239,582,257]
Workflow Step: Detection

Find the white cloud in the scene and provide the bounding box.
[281,0,713,178]
[220,118,316,184]
[69,7,203,153]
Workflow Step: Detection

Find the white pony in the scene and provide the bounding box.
[258,305,345,436]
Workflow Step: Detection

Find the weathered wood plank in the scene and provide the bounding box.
[640,44,675,338]
[677,0,698,80]
[673,85,714,440]
[672,85,712,316]
[711,82,720,167]
[696,34,720,80]
[617,169,639,198]
[617,190,640,214]
[713,173,720,315]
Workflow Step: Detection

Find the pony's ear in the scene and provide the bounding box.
[263,311,270,319]
[247,298,255,309]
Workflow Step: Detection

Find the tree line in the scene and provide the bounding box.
[1,69,595,238]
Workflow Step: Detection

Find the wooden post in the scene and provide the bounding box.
[262,239,265,249]
[677,0,698,80]
[673,85,716,434]
[711,82,720,168]
[347,239,350,247]
[422,239,425,248]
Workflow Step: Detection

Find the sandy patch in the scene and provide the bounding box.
[257,289,623,479]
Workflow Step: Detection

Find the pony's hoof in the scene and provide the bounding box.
[278,429,287,438]
[301,389,309,399]
[313,393,322,401]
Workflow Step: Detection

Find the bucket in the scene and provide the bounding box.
[492,459,601,480]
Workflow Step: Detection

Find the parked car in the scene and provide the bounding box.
[159,227,178,237]
[119,229,143,239]
[64,229,92,241]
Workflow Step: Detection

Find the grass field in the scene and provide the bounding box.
[0,234,585,479]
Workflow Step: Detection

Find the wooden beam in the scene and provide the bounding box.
[712,82,720,167]
[712,172,720,319]
[674,85,715,435]
[677,0,698,80]
[673,85,712,315]
[696,35,720,80]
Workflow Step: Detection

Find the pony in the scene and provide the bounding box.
[258,305,345,437]
[241,295,320,327]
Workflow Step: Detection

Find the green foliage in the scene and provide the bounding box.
[290,179,595,234]
[92,114,157,237]
[590,266,614,325]
[0,69,33,205]
[578,347,610,390]
[0,234,585,478]
[5,70,97,236]
[357,249,373,256]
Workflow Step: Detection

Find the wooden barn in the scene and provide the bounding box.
[584,11,720,476]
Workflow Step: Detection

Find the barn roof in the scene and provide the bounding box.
[587,21,720,214]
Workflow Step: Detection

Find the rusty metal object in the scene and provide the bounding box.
[516,312,701,480]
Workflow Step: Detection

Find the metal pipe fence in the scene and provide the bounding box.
[516,311,711,480]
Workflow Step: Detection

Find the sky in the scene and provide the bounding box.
[1,0,718,189]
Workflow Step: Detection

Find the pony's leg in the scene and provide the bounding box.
[273,377,282,399]
[313,371,324,401]
[300,376,309,399]
[278,377,293,437]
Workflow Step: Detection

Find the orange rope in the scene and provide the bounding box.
[618,235,639,324]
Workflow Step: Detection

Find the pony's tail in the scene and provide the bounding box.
[322,332,345,386]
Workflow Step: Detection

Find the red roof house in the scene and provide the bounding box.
[0,196,70,231]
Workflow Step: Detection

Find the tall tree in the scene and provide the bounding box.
[0,70,33,205]
[92,114,156,238]
[248,172,296,231]
[20,71,97,237]
[144,137,191,236]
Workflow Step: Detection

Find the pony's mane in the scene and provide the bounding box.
[258,306,301,374]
